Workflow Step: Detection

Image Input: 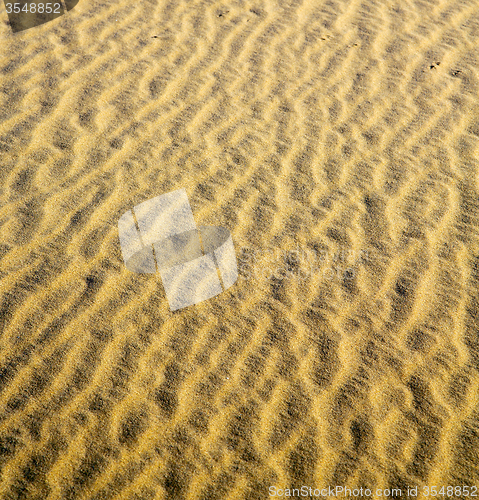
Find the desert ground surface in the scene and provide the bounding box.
[0,0,479,498]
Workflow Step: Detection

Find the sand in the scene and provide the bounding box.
[0,0,479,498]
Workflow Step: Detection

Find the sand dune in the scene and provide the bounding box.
[0,0,479,498]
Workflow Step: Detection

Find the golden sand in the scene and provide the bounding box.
[0,0,479,498]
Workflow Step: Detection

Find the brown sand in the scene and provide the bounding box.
[1,0,479,498]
